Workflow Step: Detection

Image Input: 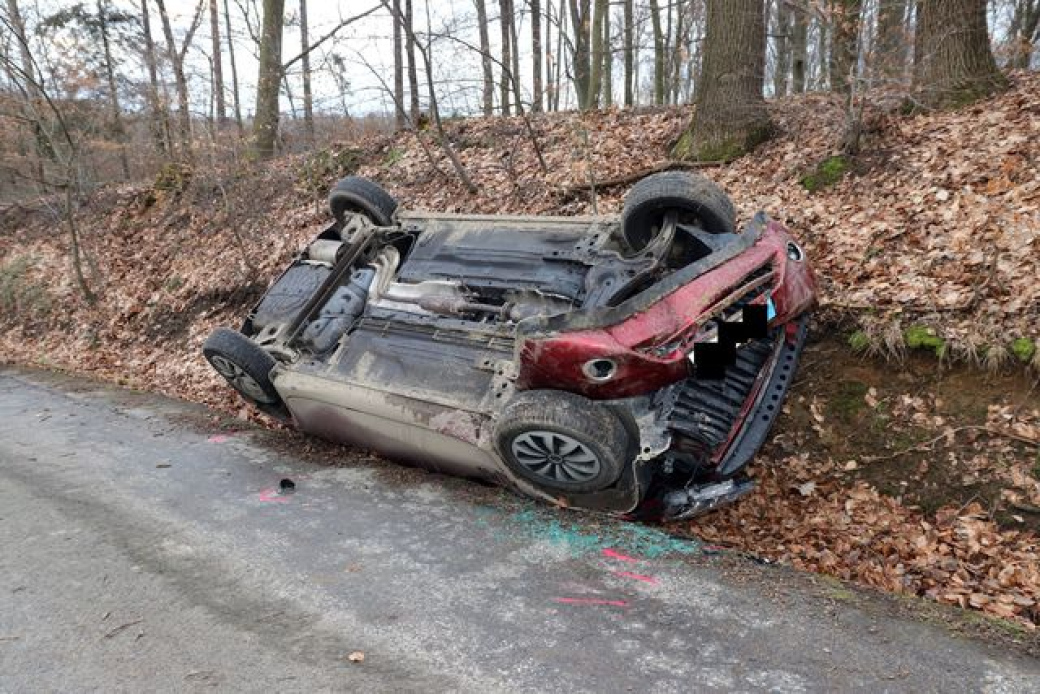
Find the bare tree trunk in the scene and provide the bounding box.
[223,0,244,134]
[649,0,665,104]
[669,0,685,103]
[817,10,831,88]
[405,0,420,120]
[830,0,863,94]
[499,0,513,114]
[97,0,130,178]
[155,0,203,156]
[282,71,297,120]
[791,2,809,92]
[588,0,606,107]
[141,0,172,151]
[5,0,34,90]
[0,15,95,300]
[393,0,406,127]
[555,0,568,109]
[874,0,909,80]
[1008,0,1040,69]
[603,0,613,106]
[532,0,544,111]
[544,0,554,111]
[674,0,771,161]
[568,0,592,109]
[475,0,494,116]
[914,0,1006,107]
[209,0,227,124]
[623,0,634,106]
[6,0,50,182]
[772,0,791,97]
[684,3,704,102]
[251,0,285,158]
[63,176,94,304]
[299,0,313,141]
[509,0,523,110]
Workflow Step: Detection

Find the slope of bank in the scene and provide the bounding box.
[1,72,1038,630]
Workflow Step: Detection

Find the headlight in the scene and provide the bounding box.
[786,241,804,262]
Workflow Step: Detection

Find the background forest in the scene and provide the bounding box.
[0,0,1037,196]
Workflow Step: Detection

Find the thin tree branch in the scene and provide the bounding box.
[178,0,206,63]
[282,5,380,71]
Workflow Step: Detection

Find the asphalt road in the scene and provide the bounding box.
[1,366,1038,693]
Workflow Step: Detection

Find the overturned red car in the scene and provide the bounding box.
[204,172,816,519]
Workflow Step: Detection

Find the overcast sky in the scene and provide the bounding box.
[131,0,534,119]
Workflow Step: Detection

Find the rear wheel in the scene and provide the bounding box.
[495,391,629,494]
[328,176,398,226]
[621,171,736,251]
[203,328,281,405]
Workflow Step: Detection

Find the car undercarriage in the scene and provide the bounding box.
[204,173,816,519]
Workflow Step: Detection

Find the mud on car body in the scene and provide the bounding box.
[204,172,816,519]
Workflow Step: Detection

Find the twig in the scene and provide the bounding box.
[577,124,598,214]
[104,619,143,639]
[557,159,726,198]
[863,425,1039,463]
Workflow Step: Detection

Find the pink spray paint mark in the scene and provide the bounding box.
[612,570,659,585]
[601,548,641,563]
[208,434,233,443]
[553,597,628,607]
[257,488,289,503]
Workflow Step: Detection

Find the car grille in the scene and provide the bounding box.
[666,332,777,460]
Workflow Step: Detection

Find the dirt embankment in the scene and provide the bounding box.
[1,73,1038,631]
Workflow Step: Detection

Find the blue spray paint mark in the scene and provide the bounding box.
[475,505,700,559]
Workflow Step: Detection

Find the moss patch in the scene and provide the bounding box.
[904,325,946,358]
[831,380,870,421]
[154,162,192,194]
[1010,338,1036,364]
[848,330,871,352]
[672,122,773,163]
[801,155,849,192]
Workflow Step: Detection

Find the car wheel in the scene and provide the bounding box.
[328,176,398,226]
[203,328,281,405]
[495,390,629,494]
[621,171,737,252]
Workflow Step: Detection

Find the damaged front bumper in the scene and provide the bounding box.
[657,314,811,520]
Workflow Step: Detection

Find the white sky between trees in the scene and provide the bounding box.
[101,0,540,119]
[17,1,1032,122]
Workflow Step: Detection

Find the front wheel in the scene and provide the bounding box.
[203,328,281,406]
[328,176,398,226]
[494,391,630,494]
[621,171,737,252]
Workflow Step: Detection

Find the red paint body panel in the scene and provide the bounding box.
[517,220,817,399]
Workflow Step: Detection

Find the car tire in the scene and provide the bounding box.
[328,176,398,226]
[495,390,629,494]
[203,328,282,405]
[621,171,737,251]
